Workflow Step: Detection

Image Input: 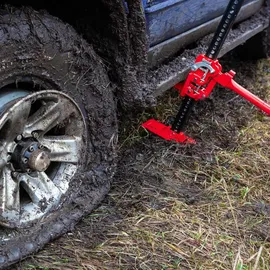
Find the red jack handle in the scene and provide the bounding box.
[216,72,270,115]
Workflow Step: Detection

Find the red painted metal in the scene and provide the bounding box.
[215,72,270,114]
[142,54,270,144]
[175,54,270,114]
[175,54,221,100]
[142,119,196,144]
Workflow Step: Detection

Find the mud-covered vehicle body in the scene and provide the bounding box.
[0,0,269,268]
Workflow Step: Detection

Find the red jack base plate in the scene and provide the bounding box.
[142,119,196,144]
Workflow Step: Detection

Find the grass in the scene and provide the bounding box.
[15,56,270,270]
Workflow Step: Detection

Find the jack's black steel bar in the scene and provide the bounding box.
[171,96,195,133]
[171,0,245,133]
[206,0,245,59]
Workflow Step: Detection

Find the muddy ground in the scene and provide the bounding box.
[9,54,270,269]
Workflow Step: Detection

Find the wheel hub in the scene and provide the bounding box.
[28,149,51,172]
[12,139,50,173]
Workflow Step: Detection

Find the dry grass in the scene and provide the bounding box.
[16,57,270,270]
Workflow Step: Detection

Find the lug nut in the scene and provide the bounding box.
[29,146,35,152]
[23,158,28,164]
[26,169,32,173]
[7,154,11,162]
[39,144,44,149]
[11,172,19,178]
[32,132,38,139]
[16,135,22,141]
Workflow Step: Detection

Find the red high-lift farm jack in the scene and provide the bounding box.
[142,0,270,144]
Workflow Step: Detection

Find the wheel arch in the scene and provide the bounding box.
[2,0,153,109]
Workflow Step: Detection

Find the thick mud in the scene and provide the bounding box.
[73,0,155,109]
[0,7,117,269]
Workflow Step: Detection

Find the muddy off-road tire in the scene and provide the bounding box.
[0,8,117,269]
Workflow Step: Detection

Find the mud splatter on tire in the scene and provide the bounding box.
[74,0,155,109]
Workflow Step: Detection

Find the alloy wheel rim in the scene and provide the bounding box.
[0,90,86,228]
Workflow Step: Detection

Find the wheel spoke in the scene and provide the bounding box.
[39,136,82,163]
[0,167,20,215]
[0,100,31,172]
[0,100,31,144]
[0,152,8,171]
[0,139,10,172]
[24,98,76,137]
[19,172,62,205]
